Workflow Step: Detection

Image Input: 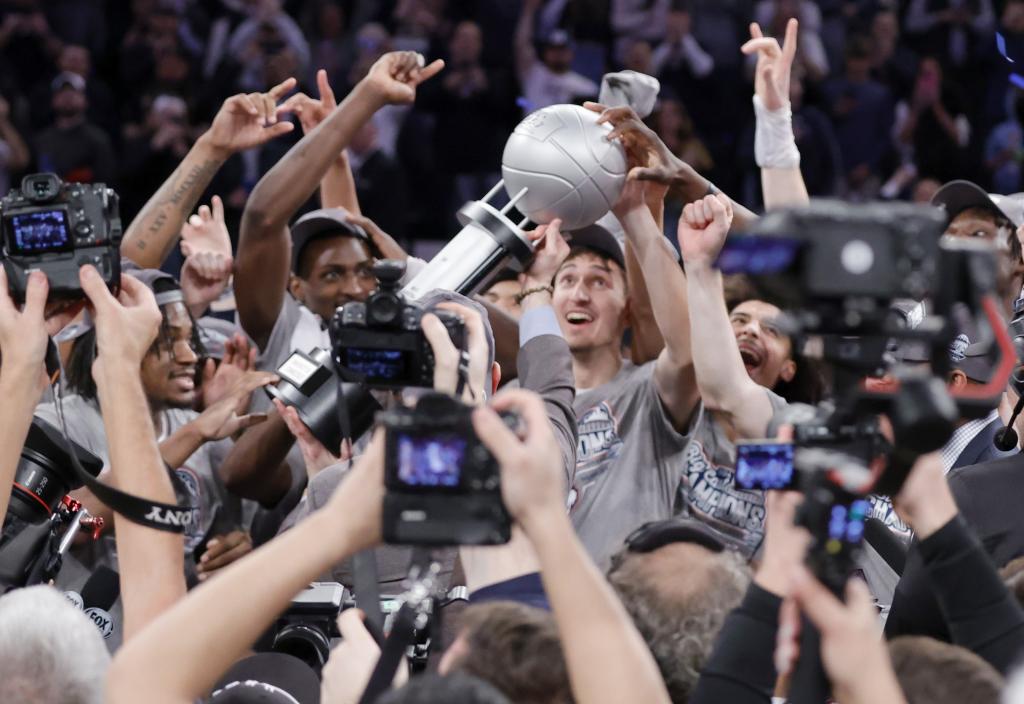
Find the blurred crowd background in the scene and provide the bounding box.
[4,0,1024,252]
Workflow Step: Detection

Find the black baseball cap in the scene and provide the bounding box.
[51,71,85,94]
[566,223,626,272]
[209,653,320,704]
[543,29,572,48]
[290,208,371,275]
[931,180,1024,228]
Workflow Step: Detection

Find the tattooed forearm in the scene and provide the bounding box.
[123,155,222,268]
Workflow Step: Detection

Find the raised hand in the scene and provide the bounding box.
[272,398,352,477]
[196,530,253,581]
[522,218,568,289]
[321,608,406,703]
[423,301,491,404]
[677,193,734,266]
[0,269,81,383]
[742,19,798,112]
[80,268,163,370]
[472,389,564,532]
[199,333,257,410]
[203,77,297,157]
[612,177,647,219]
[278,69,337,135]
[344,212,409,261]
[181,195,232,260]
[362,51,445,105]
[189,370,277,441]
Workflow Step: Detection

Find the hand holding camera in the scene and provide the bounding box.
[423,300,490,404]
[80,267,162,374]
[892,450,957,540]
[0,268,78,387]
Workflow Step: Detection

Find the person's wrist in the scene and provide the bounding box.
[906,491,958,540]
[194,131,235,162]
[517,500,570,542]
[353,78,389,111]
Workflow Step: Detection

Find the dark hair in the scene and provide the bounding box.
[450,602,573,704]
[888,636,1004,704]
[607,543,750,704]
[295,231,375,279]
[559,245,628,292]
[376,673,511,704]
[727,298,829,405]
[64,285,205,401]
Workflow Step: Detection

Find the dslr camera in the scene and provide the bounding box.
[0,417,104,589]
[1,173,122,300]
[331,260,465,389]
[380,393,513,546]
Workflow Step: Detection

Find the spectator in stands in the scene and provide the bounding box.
[753,0,829,80]
[823,34,894,199]
[120,95,193,221]
[904,0,995,71]
[419,20,510,226]
[30,43,119,140]
[651,8,716,86]
[34,72,116,185]
[610,0,670,64]
[894,57,971,185]
[870,8,919,102]
[0,96,29,197]
[515,0,599,113]
[986,92,1024,195]
[350,119,409,240]
[0,0,62,94]
[301,0,353,88]
[228,0,310,92]
[650,97,714,180]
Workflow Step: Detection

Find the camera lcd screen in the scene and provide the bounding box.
[716,235,802,276]
[6,209,71,254]
[828,500,870,545]
[735,442,796,490]
[343,347,408,381]
[396,433,466,487]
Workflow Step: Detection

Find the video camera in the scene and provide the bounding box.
[721,200,1014,583]
[0,417,105,589]
[381,393,513,546]
[1,173,121,301]
[331,260,465,389]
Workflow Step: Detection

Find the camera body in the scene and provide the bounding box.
[264,347,382,451]
[331,261,465,390]
[1,173,122,301]
[380,393,512,546]
[271,582,348,672]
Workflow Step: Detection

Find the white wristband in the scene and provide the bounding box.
[753,95,800,169]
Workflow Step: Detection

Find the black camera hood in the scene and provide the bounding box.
[23,416,103,481]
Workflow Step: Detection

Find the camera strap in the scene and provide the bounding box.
[50,340,191,534]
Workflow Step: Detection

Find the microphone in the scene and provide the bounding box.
[995,396,1024,452]
[80,566,120,639]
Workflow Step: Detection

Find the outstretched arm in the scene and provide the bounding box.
[744,19,809,210]
[586,102,759,230]
[82,269,185,640]
[107,434,386,703]
[614,179,699,430]
[236,52,443,349]
[680,195,775,438]
[121,81,297,269]
[515,0,541,86]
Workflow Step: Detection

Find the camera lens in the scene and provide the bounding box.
[272,623,332,672]
[7,448,72,524]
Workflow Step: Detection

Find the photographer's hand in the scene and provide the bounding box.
[321,609,407,704]
[782,567,907,704]
[423,301,492,404]
[0,269,80,521]
[755,490,811,597]
[272,398,352,480]
[473,389,671,704]
[80,266,186,638]
[107,432,386,703]
[893,451,957,540]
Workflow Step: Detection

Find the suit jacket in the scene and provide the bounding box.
[886,450,1024,641]
[951,418,1017,472]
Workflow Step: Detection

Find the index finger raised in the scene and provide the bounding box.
[267,76,297,101]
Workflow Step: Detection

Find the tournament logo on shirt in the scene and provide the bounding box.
[573,402,624,499]
[681,441,767,556]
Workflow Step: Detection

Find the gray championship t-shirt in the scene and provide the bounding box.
[569,361,693,570]
[34,395,244,562]
[678,391,788,558]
